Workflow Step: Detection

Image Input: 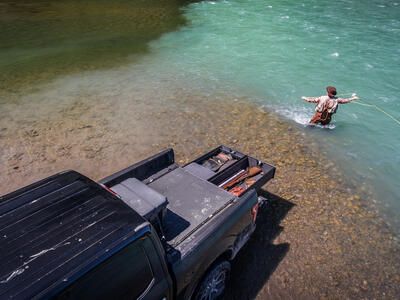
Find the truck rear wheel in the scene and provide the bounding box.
[193,261,231,300]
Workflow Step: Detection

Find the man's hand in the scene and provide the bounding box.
[351,93,358,100]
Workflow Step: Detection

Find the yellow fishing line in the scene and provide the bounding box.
[351,99,400,126]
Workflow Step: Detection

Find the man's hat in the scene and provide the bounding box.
[326,86,337,95]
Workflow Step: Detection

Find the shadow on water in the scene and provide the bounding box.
[224,190,295,300]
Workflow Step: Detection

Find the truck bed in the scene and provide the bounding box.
[100,145,275,255]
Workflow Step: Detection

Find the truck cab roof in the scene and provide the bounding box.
[0,171,148,299]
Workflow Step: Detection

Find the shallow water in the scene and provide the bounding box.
[1,0,399,231]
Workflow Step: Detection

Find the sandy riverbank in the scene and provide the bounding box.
[0,82,399,299]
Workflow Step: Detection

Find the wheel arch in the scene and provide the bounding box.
[183,250,233,300]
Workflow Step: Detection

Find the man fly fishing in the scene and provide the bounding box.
[302,86,358,125]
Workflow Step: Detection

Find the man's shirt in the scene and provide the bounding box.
[304,95,353,113]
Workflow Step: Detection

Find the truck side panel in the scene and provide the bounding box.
[172,190,258,298]
[100,149,175,187]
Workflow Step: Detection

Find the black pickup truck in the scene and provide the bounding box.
[0,145,275,300]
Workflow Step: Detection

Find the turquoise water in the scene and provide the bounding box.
[145,0,400,228]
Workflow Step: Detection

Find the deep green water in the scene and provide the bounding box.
[1,0,399,230]
[0,0,189,92]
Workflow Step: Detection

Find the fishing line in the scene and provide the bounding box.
[336,92,400,126]
[351,99,400,126]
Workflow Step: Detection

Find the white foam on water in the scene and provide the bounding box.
[274,106,309,124]
[309,123,336,130]
[365,63,374,69]
[273,105,337,129]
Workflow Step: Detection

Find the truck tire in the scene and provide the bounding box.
[193,261,231,300]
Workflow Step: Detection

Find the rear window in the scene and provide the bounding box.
[56,239,154,299]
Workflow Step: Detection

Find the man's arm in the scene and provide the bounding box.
[337,95,358,104]
[302,96,320,103]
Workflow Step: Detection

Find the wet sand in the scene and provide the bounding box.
[1,81,399,299]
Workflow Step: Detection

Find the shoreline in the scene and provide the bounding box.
[1,81,399,298]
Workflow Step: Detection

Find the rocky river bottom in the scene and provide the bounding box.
[0,76,399,299]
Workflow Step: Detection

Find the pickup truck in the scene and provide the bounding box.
[0,145,275,300]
